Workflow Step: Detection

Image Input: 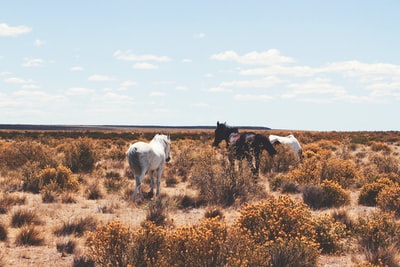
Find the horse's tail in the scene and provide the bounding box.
[126,146,142,174]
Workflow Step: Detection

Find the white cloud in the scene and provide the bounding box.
[70,66,84,71]
[0,23,31,36]
[22,84,40,89]
[66,87,95,95]
[88,74,115,81]
[4,77,32,84]
[220,76,283,88]
[34,39,45,46]
[133,62,158,70]
[22,57,44,67]
[113,50,171,62]
[193,32,206,39]
[182,58,192,63]
[211,49,294,65]
[204,73,214,78]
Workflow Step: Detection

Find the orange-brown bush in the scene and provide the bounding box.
[355,212,400,266]
[23,164,79,193]
[320,158,361,189]
[358,177,395,206]
[376,184,400,217]
[63,138,97,173]
[313,214,347,254]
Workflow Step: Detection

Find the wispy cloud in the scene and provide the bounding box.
[133,62,158,70]
[66,87,95,95]
[193,32,206,39]
[113,50,171,62]
[0,23,31,36]
[234,94,273,101]
[22,57,44,67]
[211,49,400,104]
[211,49,294,65]
[4,77,33,84]
[88,74,116,81]
[34,39,45,46]
[70,66,84,72]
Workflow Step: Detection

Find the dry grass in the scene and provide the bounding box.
[0,128,400,266]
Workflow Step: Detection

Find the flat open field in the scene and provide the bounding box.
[1,126,400,266]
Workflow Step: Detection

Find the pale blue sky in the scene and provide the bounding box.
[1,1,399,130]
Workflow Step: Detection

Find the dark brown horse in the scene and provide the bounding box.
[213,121,276,182]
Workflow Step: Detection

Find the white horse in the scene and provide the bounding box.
[126,134,171,201]
[269,134,302,161]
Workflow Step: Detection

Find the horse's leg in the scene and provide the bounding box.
[254,150,261,183]
[156,166,163,198]
[133,170,146,201]
[148,170,155,198]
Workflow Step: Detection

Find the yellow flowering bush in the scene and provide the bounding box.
[24,164,79,193]
[320,158,361,189]
[358,177,394,206]
[86,220,132,267]
[236,195,316,244]
[313,214,347,254]
[160,217,227,266]
[376,183,400,216]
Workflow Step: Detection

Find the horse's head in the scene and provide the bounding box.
[154,134,171,162]
[213,121,227,147]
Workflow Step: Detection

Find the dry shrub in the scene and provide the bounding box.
[303,181,350,209]
[236,195,316,244]
[376,184,400,217]
[54,216,97,237]
[0,194,26,214]
[56,239,76,254]
[358,177,394,206]
[313,214,347,254]
[144,198,168,226]
[369,154,400,175]
[355,212,400,266]
[64,138,97,173]
[86,220,133,267]
[370,141,392,153]
[15,226,44,246]
[268,144,299,173]
[0,141,57,171]
[169,139,197,181]
[0,223,7,241]
[320,158,361,189]
[288,157,322,185]
[11,209,42,227]
[160,218,227,267]
[191,148,264,206]
[233,195,320,266]
[23,164,79,193]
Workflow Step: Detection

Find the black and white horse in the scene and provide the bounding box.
[213,121,276,182]
[126,134,171,201]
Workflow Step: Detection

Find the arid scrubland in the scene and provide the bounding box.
[1,129,400,266]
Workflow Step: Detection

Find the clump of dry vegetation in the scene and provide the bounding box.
[1,129,400,266]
